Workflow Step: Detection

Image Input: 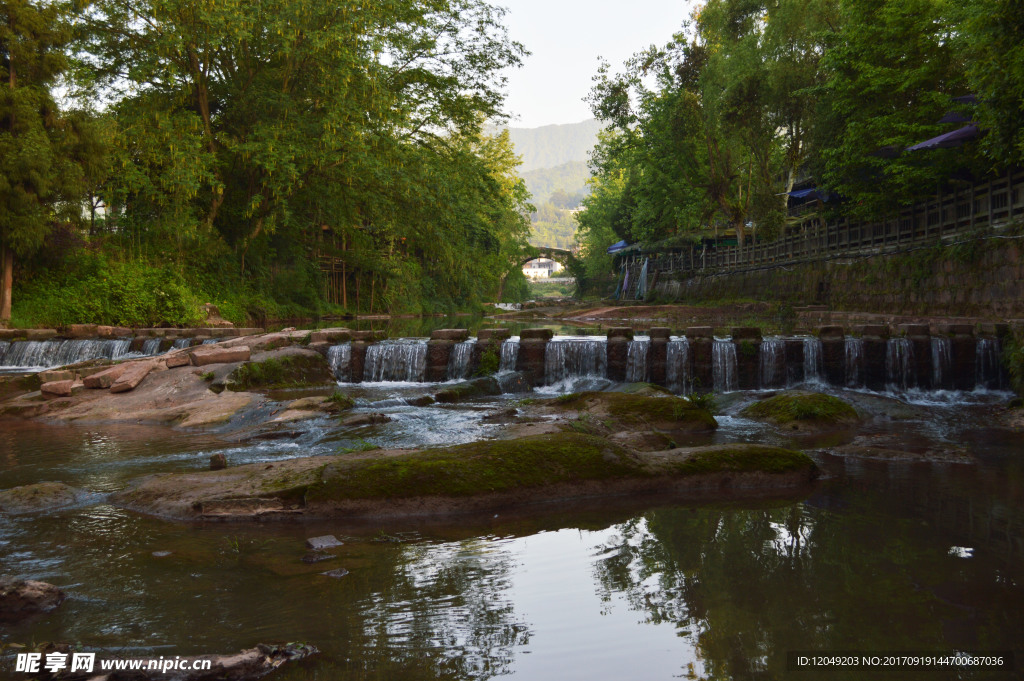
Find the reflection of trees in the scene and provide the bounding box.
[327,539,530,681]
[591,479,1024,681]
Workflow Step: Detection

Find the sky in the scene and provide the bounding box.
[499,0,695,129]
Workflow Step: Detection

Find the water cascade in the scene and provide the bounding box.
[624,338,650,383]
[172,339,191,349]
[327,344,352,381]
[931,336,952,389]
[712,339,737,393]
[886,338,915,390]
[803,337,824,385]
[759,338,786,389]
[499,339,520,373]
[141,339,162,356]
[362,341,428,382]
[544,338,607,385]
[665,339,691,394]
[976,338,1004,390]
[447,340,476,380]
[845,338,864,387]
[0,339,133,369]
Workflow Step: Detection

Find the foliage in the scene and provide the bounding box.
[502,119,602,172]
[1004,334,1024,397]
[474,344,500,376]
[521,161,592,206]
[742,391,859,424]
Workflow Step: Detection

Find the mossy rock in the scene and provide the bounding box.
[226,352,334,391]
[0,482,86,514]
[615,382,673,396]
[741,391,859,430]
[664,444,815,476]
[434,376,501,403]
[309,432,642,501]
[551,391,717,432]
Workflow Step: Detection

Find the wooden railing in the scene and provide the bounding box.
[619,168,1024,277]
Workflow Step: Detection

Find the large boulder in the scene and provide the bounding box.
[741,391,859,431]
[40,380,75,398]
[110,361,155,394]
[0,576,65,622]
[84,364,128,389]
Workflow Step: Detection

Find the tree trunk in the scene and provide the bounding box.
[1,247,13,324]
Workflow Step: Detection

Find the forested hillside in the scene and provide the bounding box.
[0,0,533,327]
[504,119,602,172]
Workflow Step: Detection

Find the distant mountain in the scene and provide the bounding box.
[521,161,592,207]
[501,119,602,172]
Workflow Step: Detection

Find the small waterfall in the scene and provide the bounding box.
[803,337,824,385]
[202,338,221,345]
[845,338,864,387]
[931,336,952,389]
[172,339,191,349]
[886,338,915,390]
[499,339,519,373]
[759,338,786,389]
[0,341,8,363]
[624,338,650,383]
[976,338,1003,390]
[665,338,691,394]
[327,343,352,381]
[0,339,136,369]
[141,339,162,356]
[362,341,428,382]
[447,340,475,380]
[544,338,607,385]
[712,339,737,393]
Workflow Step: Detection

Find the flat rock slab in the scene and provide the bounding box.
[41,379,75,397]
[0,482,86,514]
[110,361,155,393]
[191,344,251,366]
[85,363,128,389]
[38,369,74,383]
[306,535,344,550]
[200,497,302,518]
[0,577,65,622]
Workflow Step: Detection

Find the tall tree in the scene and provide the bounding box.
[0,0,81,322]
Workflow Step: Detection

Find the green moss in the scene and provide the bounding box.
[227,353,334,391]
[434,376,501,403]
[742,392,858,425]
[670,445,814,475]
[201,371,215,381]
[326,391,356,411]
[307,432,644,501]
[475,344,500,376]
[553,391,717,430]
[738,340,758,358]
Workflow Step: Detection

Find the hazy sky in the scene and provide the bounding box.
[499,0,694,129]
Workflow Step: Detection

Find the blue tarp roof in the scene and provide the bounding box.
[606,240,630,254]
[788,187,833,202]
[907,124,980,151]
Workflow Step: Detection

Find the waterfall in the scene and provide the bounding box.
[141,339,162,356]
[0,339,135,369]
[499,338,520,373]
[447,340,476,380]
[976,338,1003,390]
[202,339,221,345]
[624,338,650,383]
[886,338,915,390]
[665,338,691,394]
[0,341,8,364]
[172,339,191,349]
[544,338,607,385]
[712,339,737,393]
[760,338,786,389]
[931,336,952,389]
[803,337,824,385]
[845,338,863,387]
[327,343,352,381]
[362,341,428,382]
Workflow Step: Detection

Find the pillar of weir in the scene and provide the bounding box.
[731,327,762,390]
[687,326,714,393]
[605,327,634,383]
[349,341,369,383]
[426,329,468,382]
[473,328,511,374]
[944,324,977,391]
[858,325,890,391]
[785,338,805,385]
[516,328,553,386]
[818,326,846,387]
[648,327,671,387]
[899,324,933,390]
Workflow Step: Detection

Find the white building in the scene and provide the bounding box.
[522,258,564,279]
